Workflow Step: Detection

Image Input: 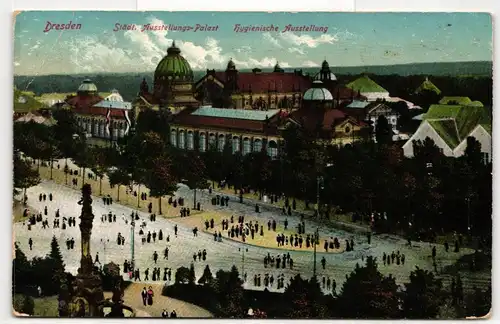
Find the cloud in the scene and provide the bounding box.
[288,47,306,55]
[302,60,320,67]
[263,32,282,48]
[280,33,338,48]
[52,17,229,73]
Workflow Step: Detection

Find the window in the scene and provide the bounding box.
[199,133,206,152]
[218,135,225,152]
[243,137,251,155]
[178,131,185,149]
[170,130,177,147]
[187,131,194,150]
[232,136,240,153]
[345,126,351,134]
[253,139,262,152]
[267,141,278,159]
[209,133,216,149]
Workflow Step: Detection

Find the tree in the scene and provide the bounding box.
[146,155,178,214]
[283,274,328,318]
[465,286,491,318]
[72,137,94,184]
[463,136,483,167]
[13,153,40,199]
[375,115,392,145]
[213,265,245,317]
[13,243,32,294]
[337,257,400,319]
[48,236,66,288]
[402,267,443,319]
[198,265,214,285]
[174,266,191,284]
[179,151,209,209]
[188,263,196,285]
[108,168,131,202]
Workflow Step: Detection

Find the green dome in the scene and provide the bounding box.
[154,41,194,82]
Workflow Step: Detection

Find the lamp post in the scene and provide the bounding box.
[313,227,319,278]
[130,218,135,271]
[316,176,324,218]
[466,193,472,235]
[238,247,248,281]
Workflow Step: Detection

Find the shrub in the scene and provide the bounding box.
[13,294,35,315]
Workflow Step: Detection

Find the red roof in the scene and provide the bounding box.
[66,94,103,109]
[65,94,126,118]
[214,72,311,93]
[290,108,365,132]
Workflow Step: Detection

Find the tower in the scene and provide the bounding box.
[225,58,238,93]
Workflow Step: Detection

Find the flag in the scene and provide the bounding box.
[105,108,111,135]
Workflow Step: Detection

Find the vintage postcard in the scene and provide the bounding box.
[12,11,492,319]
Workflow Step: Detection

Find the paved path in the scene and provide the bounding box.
[14,157,478,295]
[105,283,213,318]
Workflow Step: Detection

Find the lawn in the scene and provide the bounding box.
[33,296,59,317]
[179,209,345,253]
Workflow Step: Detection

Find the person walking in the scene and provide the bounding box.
[141,287,147,306]
[147,286,154,306]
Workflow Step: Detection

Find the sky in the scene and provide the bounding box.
[13,11,492,76]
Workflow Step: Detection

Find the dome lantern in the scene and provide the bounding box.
[77,79,98,94]
[227,58,236,71]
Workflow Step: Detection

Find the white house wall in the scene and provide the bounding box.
[402,120,454,157]
[362,92,390,101]
[453,125,492,161]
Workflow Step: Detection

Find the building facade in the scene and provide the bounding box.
[170,107,284,158]
[133,41,199,115]
[194,60,311,110]
[64,82,132,141]
[402,103,491,162]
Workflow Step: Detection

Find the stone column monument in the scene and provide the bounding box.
[71,184,105,317]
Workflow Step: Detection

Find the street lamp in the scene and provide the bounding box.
[313,227,319,278]
[238,247,248,281]
[130,218,136,271]
[316,176,324,218]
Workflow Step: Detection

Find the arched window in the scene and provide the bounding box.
[209,133,216,150]
[170,129,177,147]
[232,136,240,153]
[178,130,185,149]
[267,140,278,159]
[243,137,251,155]
[218,134,225,152]
[253,139,262,152]
[187,131,194,150]
[199,133,206,152]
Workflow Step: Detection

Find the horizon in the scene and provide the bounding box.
[13,60,493,77]
[14,12,492,76]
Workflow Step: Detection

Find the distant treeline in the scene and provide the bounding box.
[14,61,492,106]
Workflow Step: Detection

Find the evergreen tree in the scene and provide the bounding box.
[375,115,392,145]
[283,274,328,318]
[198,265,214,285]
[337,257,400,319]
[12,243,31,294]
[49,236,66,288]
[402,267,443,318]
[174,266,191,284]
[214,265,245,317]
[188,263,196,285]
